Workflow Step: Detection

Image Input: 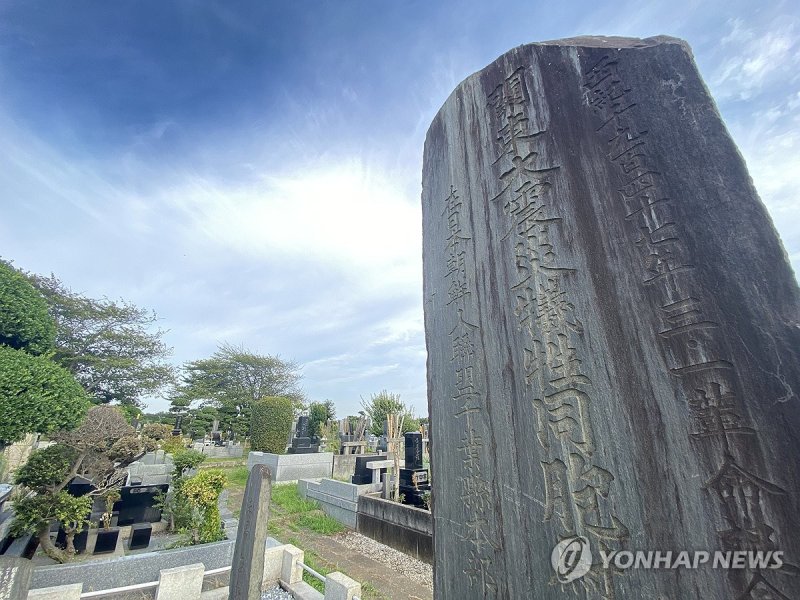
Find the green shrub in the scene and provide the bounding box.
[181,469,227,544]
[250,396,293,454]
[0,345,89,445]
[14,445,77,491]
[0,261,56,355]
[172,449,206,478]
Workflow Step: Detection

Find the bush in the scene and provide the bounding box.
[181,469,226,544]
[0,345,90,445]
[172,449,206,478]
[250,396,293,454]
[14,445,77,491]
[308,400,335,438]
[0,261,56,355]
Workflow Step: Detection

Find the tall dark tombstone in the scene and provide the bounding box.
[422,36,800,599]
[0,557,33,600]
[404,432,423,470]
[230,464,272,600]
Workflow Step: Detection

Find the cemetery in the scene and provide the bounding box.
[0,11,799,600]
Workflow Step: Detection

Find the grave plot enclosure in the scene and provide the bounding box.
[422,36,800,599]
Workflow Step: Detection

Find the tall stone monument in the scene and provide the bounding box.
[422,36,800,599]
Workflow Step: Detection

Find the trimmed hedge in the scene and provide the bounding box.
[0,345,89,445]
[251,396,293,454]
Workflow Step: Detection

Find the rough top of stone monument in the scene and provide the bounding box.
[426,34,692,141]
[534,34,689,50]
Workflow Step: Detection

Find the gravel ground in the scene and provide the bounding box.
[261,585,294,599]
[336,531,433,590]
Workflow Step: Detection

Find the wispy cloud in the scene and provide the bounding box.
[712,17,800,100]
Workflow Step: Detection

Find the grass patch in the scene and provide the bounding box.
[299,551,330,593]
[297,511,346,535]
[226,466,250,487]
[271,483,319,514]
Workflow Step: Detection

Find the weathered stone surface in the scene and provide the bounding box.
[0,557,33,600]
[422,36,800,599]
[230,464,272,600]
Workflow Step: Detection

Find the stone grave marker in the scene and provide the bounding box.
[0,557,33,600]
[399,432,430,507]
[229,463,272,600]
[422,36,800,599]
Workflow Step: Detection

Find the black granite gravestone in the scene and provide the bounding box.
[0,557,33,600]
[93,528,119,554]
[229,464,272,600]
[55,527,89,554]
[286,415,320,454]
[351,454,388,485]
[404,432,423,469]
[399,432,430,507]
[114,484,168,526]
[128,523,152,550]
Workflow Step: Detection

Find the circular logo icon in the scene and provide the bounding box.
[551,536,592,583]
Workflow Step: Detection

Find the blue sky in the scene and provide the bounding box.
[1,1,798,417]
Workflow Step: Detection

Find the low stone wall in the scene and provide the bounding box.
[192,443,244,459]
[247,452,333,482]
[31,538,238,591]
[356,494,433,564]
[298,479,382,529]
[28,543,360,600]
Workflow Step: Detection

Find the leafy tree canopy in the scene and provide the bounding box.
[0,345,90,445]
[25,272,175,407]
[0,259,55,355]
[308,400,336,437]
[173,343,304,435]
[361,390,418,436]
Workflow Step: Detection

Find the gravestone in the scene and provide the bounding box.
[351,455,388,485]
[404,432,423,469]
[172,414,183,436]
[129,523,152,550]
[287,415,319,454]
[0,557,33,600]
[399,432,430,507]
[114,484,169,526]
[229,463,272,600]
[422,36,800,599]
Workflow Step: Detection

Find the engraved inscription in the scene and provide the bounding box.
[491,66,628,600]
[582,53,793,595]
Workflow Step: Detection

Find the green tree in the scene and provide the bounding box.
[25,272,175,407]
[308,400,336,438]
[12,406,147,562]
[0,261,89,446]
[0,260,55,354]
[361,390,417,436]
[250,396,293,454]
[12,492,91,562]
[175,343,304,436]
[0,345,89,445]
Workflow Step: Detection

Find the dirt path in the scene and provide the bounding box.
[287,529,433,600]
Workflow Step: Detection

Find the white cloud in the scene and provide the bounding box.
[163,159,422,289]
[712,17,800,100]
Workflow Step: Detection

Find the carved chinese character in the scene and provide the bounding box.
[541,458,576,533]
[570,454,629,543]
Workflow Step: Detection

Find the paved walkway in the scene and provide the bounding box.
[291,531,433,600]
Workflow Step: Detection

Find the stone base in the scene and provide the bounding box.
[247,452,333,482]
